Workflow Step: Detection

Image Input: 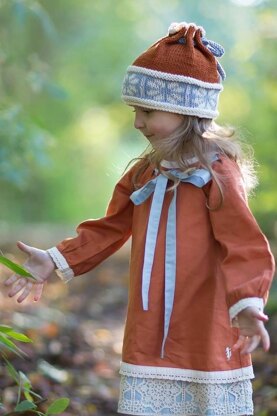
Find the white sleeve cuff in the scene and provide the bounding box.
[47,247,74,283]
[229,297,264,327]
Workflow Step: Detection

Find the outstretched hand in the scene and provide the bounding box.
[233,306,270,354]
[4,241,55,303]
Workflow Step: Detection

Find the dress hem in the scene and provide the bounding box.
[117,412,253,416]
[119,361,254,383]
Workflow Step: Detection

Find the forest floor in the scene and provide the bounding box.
[0,239,277,416]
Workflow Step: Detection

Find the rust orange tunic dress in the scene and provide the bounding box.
[48,154,274,414]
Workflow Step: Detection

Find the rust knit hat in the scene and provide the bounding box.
[122,22,226,118]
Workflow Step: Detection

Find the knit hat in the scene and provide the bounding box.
[122,22,226,118]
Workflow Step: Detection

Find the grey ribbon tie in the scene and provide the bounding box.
[202,37,226,81]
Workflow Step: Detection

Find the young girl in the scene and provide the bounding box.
[5,22,275,416]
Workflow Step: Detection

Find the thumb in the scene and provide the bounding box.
[251,309,269,322]
[17,241,33,256]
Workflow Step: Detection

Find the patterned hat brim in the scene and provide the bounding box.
[122,66,223,119]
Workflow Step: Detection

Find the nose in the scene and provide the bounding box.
[134,111,145,130]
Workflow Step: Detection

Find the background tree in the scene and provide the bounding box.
[0,0,276,236]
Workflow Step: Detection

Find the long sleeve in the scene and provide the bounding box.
[48,165,136,280]
[206,156,275,321]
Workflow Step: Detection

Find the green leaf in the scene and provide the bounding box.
[17,375,23,406]
[0,326,33,343]
[19,371,32,388]
[24,389,35,402]
[6,331,32,342]
[27,389,43,400]
[0,325,13,332]
[15,400,37,412]
[3,356,20,384]
[45,398,70,415]
[0,334,20,351]
[0,335,24,357]
[0,256,37,280]
[18,371,41,402]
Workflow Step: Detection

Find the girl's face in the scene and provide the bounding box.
[132,106,184,145]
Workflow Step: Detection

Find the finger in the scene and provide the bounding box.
[17,241,33,255]
[33,283,44,302]
[5,274,20,287]
[251,309,269,322]
[240,335,261,354]
[233,335,246,352]
[17,282,33,303]
[8,278,27,297]
[260,326,270,352]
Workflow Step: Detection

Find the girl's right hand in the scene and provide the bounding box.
[4,241,56,303]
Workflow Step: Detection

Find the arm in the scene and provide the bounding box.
[5,164,139,301]
[207,156,275,351]
[48,165,135,280]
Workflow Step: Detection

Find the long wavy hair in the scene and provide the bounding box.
[126,115,257,210]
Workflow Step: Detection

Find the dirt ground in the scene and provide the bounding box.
[0,237,276,416]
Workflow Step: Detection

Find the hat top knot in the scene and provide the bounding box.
[168,22,206,37]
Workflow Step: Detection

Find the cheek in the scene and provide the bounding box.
[151,123,166,136]
[151,119,182,138]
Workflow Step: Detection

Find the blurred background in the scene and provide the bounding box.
[0,0,276,415]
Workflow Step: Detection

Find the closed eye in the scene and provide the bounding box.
[131,106,152,114]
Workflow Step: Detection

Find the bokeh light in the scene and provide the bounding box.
[230,0,264,6]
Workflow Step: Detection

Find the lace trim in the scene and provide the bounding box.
[229,298,264,323]
[118,375,254,415]
[119,362,254,384]
[47,247,74,283]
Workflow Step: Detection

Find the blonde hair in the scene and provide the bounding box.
[127,115,257,209]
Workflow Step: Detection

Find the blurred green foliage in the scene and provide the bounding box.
[0,0,276,237]
[0,325,70,415]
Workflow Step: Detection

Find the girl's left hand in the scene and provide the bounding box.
[232,306,270,354]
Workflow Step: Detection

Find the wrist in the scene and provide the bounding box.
[229,297,264,326]
[45,250,57,269]
[47,247,74,282]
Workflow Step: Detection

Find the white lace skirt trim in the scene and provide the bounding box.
[119,362,254,384]
[117,375,253,415]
